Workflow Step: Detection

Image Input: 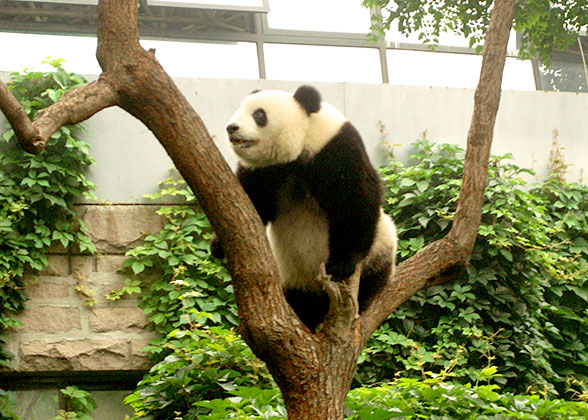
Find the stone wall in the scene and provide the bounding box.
[4,204,163,373]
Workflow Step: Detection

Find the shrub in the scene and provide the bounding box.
[110,176,237,358]
[0,59,95,366]
[356,139,588,398]
[124,321,275,420]
[346,369,588,419]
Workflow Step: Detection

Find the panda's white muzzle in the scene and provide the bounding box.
[226,124,258,149]
[229,135,257,149]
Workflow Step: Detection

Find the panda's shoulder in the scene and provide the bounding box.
[313,120,367,161]
[304,101,349,154]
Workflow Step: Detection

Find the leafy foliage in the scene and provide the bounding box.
[124,319,275,420]
[356,139,588,399]
[193,386,285,420]
[0,59,96,366]
[55,386,97,420]
[0,389,18,420]
[110,176,237,356]
[125,366,588,420]
[362,0,588,65]
[346,370,588,420]
[113,178,276,419]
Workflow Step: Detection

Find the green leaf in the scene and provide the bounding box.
[132,260,145,274]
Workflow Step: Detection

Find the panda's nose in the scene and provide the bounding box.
[226,124,239,135]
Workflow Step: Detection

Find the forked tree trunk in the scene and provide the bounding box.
[0,0,515,419]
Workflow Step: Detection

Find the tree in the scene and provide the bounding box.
[365,0,588,65]
[0,0,515,418]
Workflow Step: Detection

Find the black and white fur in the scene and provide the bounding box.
[213,85,397,331]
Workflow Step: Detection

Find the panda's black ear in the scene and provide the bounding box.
[294,85,321,115]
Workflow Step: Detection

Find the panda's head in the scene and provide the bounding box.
[225,85,347,168]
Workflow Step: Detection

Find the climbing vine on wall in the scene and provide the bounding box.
[0,59,96,365]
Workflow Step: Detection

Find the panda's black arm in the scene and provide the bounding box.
[309,122,382,281]
[210,165,280,259]
[237,165,282,224]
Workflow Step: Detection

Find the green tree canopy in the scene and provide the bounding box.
[364,0,588,65]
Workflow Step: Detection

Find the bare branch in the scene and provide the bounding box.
[0,79,42,154]
[449,0,515,253]
[34,80,119,148]
[361,0,516,343]
[0,78,119,154]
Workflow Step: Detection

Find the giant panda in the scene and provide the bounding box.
[212,85,397,331]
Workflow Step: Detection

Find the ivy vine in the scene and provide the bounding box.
[0,59,96,366]
[357,138,588,398]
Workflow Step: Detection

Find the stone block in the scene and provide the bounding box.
[130,337,156,370]
[89,307,151,332]
[17,306,81,333]
[81,205,163,253]
[71,256,95,277]
[13,390,59,420]
[39,255,70,277]
[25,277,70,300]
[88,272,130,303]
[96,255,128,273]
[19,339,130,371]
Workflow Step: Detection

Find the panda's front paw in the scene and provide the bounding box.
[325,260,356,282]
[210,234,225,259]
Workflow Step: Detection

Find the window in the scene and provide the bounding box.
[535,36,588,92]
[264,44,382,83]
[140,40,259,79]
[267,0,371,33]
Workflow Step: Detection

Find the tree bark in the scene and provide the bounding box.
[362,0,515,343]
[0,0,515,418]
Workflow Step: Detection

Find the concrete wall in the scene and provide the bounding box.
[1,76,587,203]
[80,79,588,203]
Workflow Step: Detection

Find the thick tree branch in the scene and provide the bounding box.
[0,78,118,154]
[448,0,515,253]
[93,0,298,354]
[362,0,516,343]
[34,80,119,147]
[0,80,40,153]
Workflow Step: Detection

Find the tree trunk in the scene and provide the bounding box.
[0,0,516,418]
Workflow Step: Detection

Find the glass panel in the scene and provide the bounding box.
[385,21,471,48]
[139,40,258,79]
[503,58,535,91]
[538,61,588,92]
[387,50,534,90]
[387,50,482,88]
[153,0,265,7]
[0,34,257,79]
[386,24,519,51]
[264,44,382,83]
[0,33,101,74]
[267,0,371,33]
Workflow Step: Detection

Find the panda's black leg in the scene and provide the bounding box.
[284,289,330,332]
[357,255,393,313]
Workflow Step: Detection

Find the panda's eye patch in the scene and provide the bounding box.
[252,108,267,127]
